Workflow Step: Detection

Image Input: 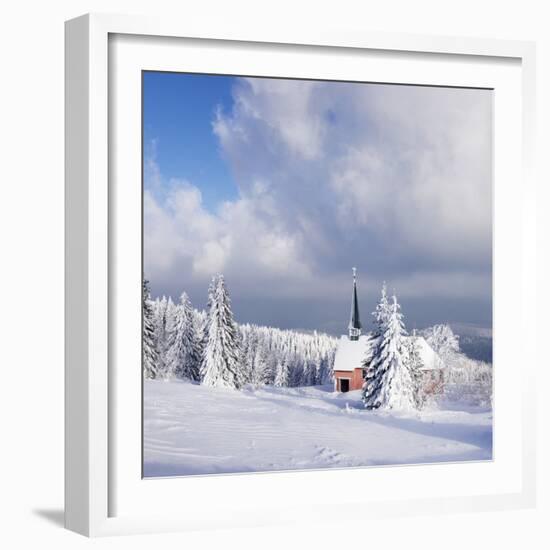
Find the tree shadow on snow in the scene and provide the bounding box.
[238,390,492,453]
[364,413,493,451]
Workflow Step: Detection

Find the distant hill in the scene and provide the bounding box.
[451,324,493,363]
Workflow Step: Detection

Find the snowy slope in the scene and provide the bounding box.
[144,380,492,477]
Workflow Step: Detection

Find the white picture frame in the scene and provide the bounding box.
[65,12,537,537]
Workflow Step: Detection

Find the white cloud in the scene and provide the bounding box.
[145,78,492,328]
[144,170,312,300]
[214,78,326,160]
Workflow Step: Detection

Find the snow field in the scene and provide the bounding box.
[144,379,492,477]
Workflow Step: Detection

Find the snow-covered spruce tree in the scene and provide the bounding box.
[304,360,317,386]
[143,279,159,379]
[192,308,208,374]
[372,281,391,336]
[363,281,393,395]
[289,357,304,387]
[265,352,278,385]
[239,325,256,384]
[421,324,460,366]
[167,292,201,381]
[362,295,418,411]
[405,334,425,409]
[163,297,178,378]
[200,274,243,389]
[274,357,290,387]
[251,341,270,386]
[317,354,332,385]
[152,296,174,378]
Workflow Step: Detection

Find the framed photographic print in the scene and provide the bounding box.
[65,13,537,536]
[141,71,494,477]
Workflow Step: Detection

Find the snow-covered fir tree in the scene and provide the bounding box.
[200,275,243,389]
[239,327,256,384]
[405,332,425,409]
[289,358,305,387]
[143,279,159,379]
[250,341,270,386]
[304,360,317,386]
[164,298,178,375]
[274,357,290,387]
[362,294,419,411]
[317,354,333,385]
[151,296,177,379]
[192,308,208,370]
[372,281,391,336]
[166,292,202,381]
[421,324,460,365]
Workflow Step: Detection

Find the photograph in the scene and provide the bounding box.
[141,72,494,478]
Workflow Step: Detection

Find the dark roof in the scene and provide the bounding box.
[349,279,361,330]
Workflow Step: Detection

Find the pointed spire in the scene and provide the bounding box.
[348,267,362,340]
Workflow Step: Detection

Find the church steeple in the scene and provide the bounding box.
[348,267,362,341]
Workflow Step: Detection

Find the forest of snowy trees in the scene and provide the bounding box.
[421,323,493,407]
[143,275,337,389]
[143,276,492,409]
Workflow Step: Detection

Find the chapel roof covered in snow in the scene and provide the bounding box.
[333,334,375,372]
[333,333,444,372]
[414,336,445,371]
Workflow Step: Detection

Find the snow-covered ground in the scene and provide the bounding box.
[144,379,492,477]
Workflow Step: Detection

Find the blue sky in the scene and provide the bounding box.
[143,72,238,210]
[143,72,493,333]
